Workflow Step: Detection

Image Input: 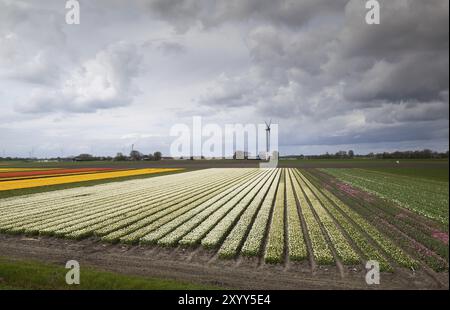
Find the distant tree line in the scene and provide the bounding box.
[2,149,449,161]
[284,149,449,160]
[0,150,164,162]
[114,150,162,161]
[368,149,449,159]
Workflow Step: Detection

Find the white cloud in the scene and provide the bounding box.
[17,41,142,113]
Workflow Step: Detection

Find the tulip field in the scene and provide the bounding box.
[0,167,447,276]
[322,168,449,225]
[0,168,181,191]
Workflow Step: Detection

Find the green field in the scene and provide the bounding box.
[362,167,449,182]
[322,168,449,225]
[0,257,218,290]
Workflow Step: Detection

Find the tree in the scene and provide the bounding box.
[348,150,355,158]
[153,151,162,161]
[74,154,94,161]
[114,152,127,161]
[130,150,143,161]
[335,150,347,158]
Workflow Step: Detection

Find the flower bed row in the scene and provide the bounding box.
[109,170,261,243]
[285,169,308,261]
[65,170,246,239]
[311,171,418,269]
[102,170,260,243]
[201,170,278,249]
[290,171,334,265]
[0,169,246,236]
[264,170,286,263]
[218,170,281,259]
[158,170,273,246]
[0,168,182,191]
[293,170,359,265]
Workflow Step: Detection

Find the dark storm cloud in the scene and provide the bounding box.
[343,52,449,102]
[338,0,449,103]
[143,0,347,32]
[0,0,448,156]
[280,119,449,146]
[164,0,448,148]
[364,99,449,124]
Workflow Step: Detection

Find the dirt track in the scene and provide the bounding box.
[0,234,447,289]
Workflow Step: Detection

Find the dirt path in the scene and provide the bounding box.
[0,234,446,289]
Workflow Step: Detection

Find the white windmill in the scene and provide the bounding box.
[264,120,271,160]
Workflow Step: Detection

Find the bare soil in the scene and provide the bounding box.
[0,234,447,290]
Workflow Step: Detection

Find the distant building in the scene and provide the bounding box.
[258,151,278,161]
[272,151,279,160]
[233,151,252,159]
[73,154,95,161]
[234,151,245,160]
[259,151,269,160]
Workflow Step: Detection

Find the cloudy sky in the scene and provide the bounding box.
[0,0,448,157]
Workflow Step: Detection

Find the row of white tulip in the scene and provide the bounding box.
[0,168,214,225]
[264,170,286,263]
[201,169,278,249]
[239,171,280,257]
[22,183,180,235]
[285,169,308,261]
[1,185,140,233]
[0,192,104,229]
[34,197,171,236]
[141,170,269,245]
[106,169,261,243]
[92,169,252,242]
[65,170,240,239]
[0,169,239,235]
[291,171,334,265]
[5,182,174,232]
[294,170,359,265]
[154,169,271,246]
[174,170,273,246]
[0,180,113,208]
[0,168,211,211]
[218,170,281,259]
[52,169,242,238]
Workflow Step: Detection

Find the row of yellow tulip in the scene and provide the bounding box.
[0,168,182,191]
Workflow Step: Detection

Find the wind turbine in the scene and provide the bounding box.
[265,119,271,156]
